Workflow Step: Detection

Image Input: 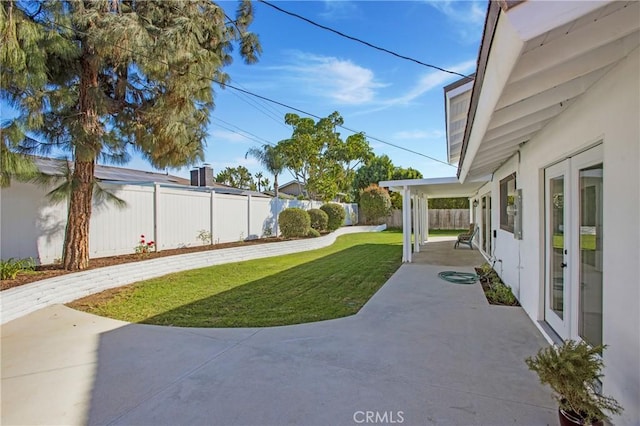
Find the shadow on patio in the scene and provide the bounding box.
[412,237,486,267]
[1,235,556,425]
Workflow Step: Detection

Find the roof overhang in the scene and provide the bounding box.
[457,0,639,182]
[379,176,489,199]
[444,77,474,164]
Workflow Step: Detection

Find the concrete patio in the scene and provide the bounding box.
[1,237,556,425]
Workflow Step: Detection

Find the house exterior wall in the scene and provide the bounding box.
[474,48,639,424]
[279,183,304,197]
[1,183,358,265]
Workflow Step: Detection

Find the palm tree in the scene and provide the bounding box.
[246,144,285,237]
[245,145,285,198]
[254,172,264,192]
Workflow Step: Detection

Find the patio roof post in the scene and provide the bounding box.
[423,196,429,244]
[402,186,412,262]
[413,194,420,254]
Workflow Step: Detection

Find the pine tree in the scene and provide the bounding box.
[1,0,261,270]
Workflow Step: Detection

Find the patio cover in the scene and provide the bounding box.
[379,176,489,262]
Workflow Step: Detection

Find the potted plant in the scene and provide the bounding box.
[525,340,623,425]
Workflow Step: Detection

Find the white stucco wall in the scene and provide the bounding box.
[486,48,639,424]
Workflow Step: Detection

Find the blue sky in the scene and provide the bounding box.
[182,0,485,183]
[6,0,487,183]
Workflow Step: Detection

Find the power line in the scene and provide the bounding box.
[211,116,275,146]
[48,20,456,168]
[258,0,474,80]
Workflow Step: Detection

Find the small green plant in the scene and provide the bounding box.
[262,224,273,238]
[135,234,154,256]
[526,340,623,424]
[239,231,245,242]
[485,282,517,305]
[476,262,519,306]
[308,208,328,232]
[0,257,36,280]
[279,208,311,238]
[320,203,346,231]
[307,228,321,238]
[196,229,212,245]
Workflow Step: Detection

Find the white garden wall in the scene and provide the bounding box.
[0,182,358,265]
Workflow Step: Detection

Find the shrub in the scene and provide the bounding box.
[308,208,329,232]
[485,282,518,305]
[359,184,392,224]
[279,208,311,238]
[307,228,321,238]
[1,257,36,280]
[320,203,346,231]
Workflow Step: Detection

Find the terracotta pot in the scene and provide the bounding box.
[558,408,604,426]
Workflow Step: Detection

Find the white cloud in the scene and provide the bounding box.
[424,0,485,25]
[352,59,475,116]
[424,0,486,42]
[393,129,445,140]
[209,129,250,144]
[391,59,476,105]
[320,1,359,20]
[277,52,386,105]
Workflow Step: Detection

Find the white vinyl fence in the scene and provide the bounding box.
[0,181,358,265]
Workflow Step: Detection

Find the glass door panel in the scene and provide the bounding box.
[545,161,569,338]
[550,176,566,318]
[578,164,603,347]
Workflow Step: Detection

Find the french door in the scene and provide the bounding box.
[544,145,603,346]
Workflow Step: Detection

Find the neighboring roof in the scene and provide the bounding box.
[379,176,489,199]
[33,156,190,185]
[457,0,639,182]
[279,180,304,189]
[31,157,271,198]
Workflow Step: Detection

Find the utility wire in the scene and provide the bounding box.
[48,20,456,168]
[211,116,276,146]
[258,0,474,80]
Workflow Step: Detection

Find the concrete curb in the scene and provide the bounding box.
[0,225,386,324]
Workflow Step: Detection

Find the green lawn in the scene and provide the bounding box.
[428,229,469,237]
[385,228,469,237]
[68,231,403,327]
[553,234,596,250]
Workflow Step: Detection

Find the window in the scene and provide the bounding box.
[500,173,516,232]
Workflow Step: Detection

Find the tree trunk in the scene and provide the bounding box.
[62,159,95,270]
[63,42,100,270]
[273,173,279,199]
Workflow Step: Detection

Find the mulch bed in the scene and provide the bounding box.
[1,237,285,291]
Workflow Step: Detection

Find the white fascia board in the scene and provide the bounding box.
[379,177,460,192]
[459,11,525,183]
[445,80,474,99]
[507,0,609,41]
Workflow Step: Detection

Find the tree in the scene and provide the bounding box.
[215,166,255,189]
[359,184,392,225]
[392,166,423,181]
[352,154,394,201]
[428,197,469,209]
[389,166,424,209]
[245,144,285,197]
[1,0,260,270]
[254,172,264,192]
[278,112,372,201]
